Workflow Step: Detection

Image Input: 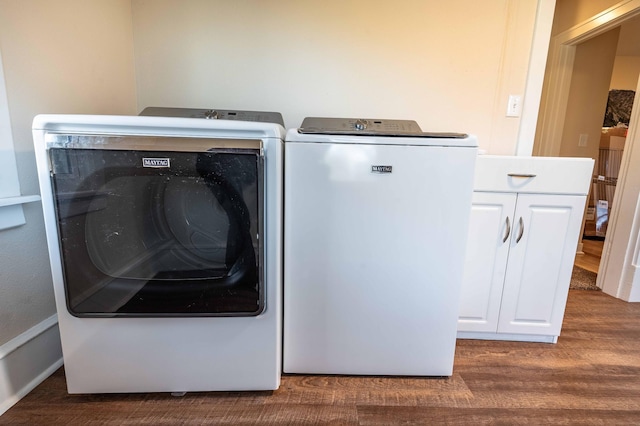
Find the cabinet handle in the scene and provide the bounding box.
[508,173,537,178]
[516,217,524,243]
[503,216,511,243]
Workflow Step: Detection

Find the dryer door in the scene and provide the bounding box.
[47,134,263,317]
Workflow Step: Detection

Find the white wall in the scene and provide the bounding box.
[131,0,541,154]
[0,0,137,344]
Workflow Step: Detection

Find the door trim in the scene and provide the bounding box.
[535,0,640,300]
[599,73,640,300]
[534,0,640,157]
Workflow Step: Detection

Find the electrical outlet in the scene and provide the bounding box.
[506,95,522,117]
[578,134,588,147]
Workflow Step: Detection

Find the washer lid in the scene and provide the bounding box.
[298,117,468,139]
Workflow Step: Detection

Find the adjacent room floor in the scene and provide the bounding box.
[2,290,639,425]
[574,238,604,274]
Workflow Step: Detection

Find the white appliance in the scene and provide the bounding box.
[33,110,283,393]
[283,117,477,376]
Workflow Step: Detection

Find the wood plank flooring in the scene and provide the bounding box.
[575,239,604,274]
[2,290,640,425]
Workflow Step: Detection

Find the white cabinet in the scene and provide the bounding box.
[458,156,594,343]
[458,192,514,333]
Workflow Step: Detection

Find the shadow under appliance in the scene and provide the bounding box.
[283,117,478,376]
[33,111,283,393]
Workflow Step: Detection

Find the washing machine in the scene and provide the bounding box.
[283,117,477,376]
[32,109,283,393]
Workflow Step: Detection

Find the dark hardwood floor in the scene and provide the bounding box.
[2,290,640,425]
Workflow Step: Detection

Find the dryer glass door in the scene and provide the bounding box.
[47,134,263,317]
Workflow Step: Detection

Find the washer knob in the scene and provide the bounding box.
[204,109,219,119]
[354,119,367,130]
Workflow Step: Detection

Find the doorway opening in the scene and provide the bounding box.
[578,88,635,275]
[534,1,640,299]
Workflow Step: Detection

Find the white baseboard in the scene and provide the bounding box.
[457,331,558,343]
[0,314,63,416]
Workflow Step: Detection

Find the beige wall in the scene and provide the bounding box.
[611,14,640,90]
[131,0,540,154]
[0,0,136,345]
[0,0,552,344]
[551,0,622,35]
[611,56,640,89]
[551,3,639,159]
[559,28,620,159]
[534,0,632,157]
[0,0,137,194]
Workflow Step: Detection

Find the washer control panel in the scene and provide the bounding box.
[298,117,467,138]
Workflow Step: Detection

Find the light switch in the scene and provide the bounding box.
[506,95,522,117]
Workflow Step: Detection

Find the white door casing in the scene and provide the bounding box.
[599,73,640,300]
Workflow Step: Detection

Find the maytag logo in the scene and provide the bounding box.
[371,165,392,174]
[143,158,170,168]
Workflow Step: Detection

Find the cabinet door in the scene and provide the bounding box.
[497,194,586,335]
[458,192,516,332]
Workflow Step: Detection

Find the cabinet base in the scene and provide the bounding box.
[457,331,558,344]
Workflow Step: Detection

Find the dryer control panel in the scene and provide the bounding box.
[140,107,285,127]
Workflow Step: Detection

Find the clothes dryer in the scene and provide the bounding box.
[33,111,283,393]
[283,117,477,376]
